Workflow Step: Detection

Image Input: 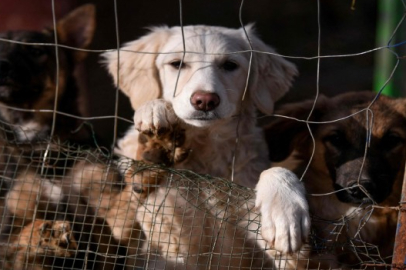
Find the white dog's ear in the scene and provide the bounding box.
[102,26,171,109]
[243,25,298,115]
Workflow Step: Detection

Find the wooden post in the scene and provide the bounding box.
[392,165,406,270]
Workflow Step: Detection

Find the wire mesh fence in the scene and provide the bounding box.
[0,135,305,270]
[0,0,405,269]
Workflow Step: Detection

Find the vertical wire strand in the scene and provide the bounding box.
[48,0,60,139]
[87,1,122,266]
[300,0,321,182]
[210,1,254,267]
[173,0,186,98]
[230,0,254,183]
[31,0,61,246]
[82,1,123,266]
[40,0,61,176]
[355,108,376,205]
[111,0,121,153]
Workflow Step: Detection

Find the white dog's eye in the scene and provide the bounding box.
[170,60,186,69]
[220,60,239,72]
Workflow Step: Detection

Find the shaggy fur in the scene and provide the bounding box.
[103,25,310,268]
[265,91,405,268]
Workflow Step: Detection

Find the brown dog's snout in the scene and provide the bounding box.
[334,176,377,203]
[190,90,220,112]
[347,181,374,199]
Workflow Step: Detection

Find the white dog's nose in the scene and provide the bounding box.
[190,90,220,111]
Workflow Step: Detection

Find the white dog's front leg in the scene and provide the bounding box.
[255,167,310,253]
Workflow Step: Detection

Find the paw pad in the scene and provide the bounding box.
[137,127,189,166]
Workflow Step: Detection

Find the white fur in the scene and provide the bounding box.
[42,180,63,203]
[16,121,49,142]
[256,167,310,253]
[103,25,309,266]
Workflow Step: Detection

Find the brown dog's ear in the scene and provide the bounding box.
[102,27,171,110]
[393,97,406,119]
[265,95,328,162]
[55,4,96,61]
[243,25,298,115]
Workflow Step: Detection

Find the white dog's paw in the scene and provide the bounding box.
[255,167,310,253]
[133,99,178,132]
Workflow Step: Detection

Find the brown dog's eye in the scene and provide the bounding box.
[170,60,185,69]
[27,46,46,57]
[323,132,346,149]
[221,60,238,71]
[382,133,405,151]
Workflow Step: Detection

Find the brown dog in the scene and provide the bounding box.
[0,0,96,219]
[265,91,405,268]
[0,2,96,223]
[0,1,96,217]
[0,4,95,145]
[0,4,122,270]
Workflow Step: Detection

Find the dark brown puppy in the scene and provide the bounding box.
[0,2,96,189]
[0,4,96,199]
[0,5,120,270]
[0,2,96,225]
[0,4,95,144]
[265,91,405,268]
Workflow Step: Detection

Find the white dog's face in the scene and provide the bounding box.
[105,25,297,127]
[156,27,251,127]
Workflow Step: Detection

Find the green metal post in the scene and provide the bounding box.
[373,0,399,97]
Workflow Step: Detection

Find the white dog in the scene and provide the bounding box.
[103,25,310,268]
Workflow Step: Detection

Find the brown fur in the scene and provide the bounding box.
[1,219,78,270]
[265,91,406,268]
[0,5,122,270]
[134,126,190,194]
[102,127,189,239]
[0,3,96,228]
[0,4,95,144]
[98,127,191,269]
[1,154,123,270]
[3,171,63,233]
